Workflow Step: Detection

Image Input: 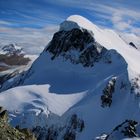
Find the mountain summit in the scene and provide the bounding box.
[0,15,140,140]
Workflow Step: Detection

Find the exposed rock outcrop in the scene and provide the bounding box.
[96,120,139,140]
[33,114,85,140]
[101,77,117,107]
[0,106,36,140]
[46,28,106,67]
[129,42,138,49]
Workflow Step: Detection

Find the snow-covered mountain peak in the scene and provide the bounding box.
[67,15,90,22]
[64,15,140,74]
[66,15,99,30]
[0,43,25,56]
[60,15,100,35]
[0,15,140,140]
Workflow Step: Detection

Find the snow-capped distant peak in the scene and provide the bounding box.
[0,43,25,56]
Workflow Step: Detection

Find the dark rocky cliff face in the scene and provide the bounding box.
[46,28,106,67]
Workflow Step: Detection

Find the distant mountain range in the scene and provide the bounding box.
[0,43,34,88]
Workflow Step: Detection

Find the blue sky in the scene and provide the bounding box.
[0,0,140,54]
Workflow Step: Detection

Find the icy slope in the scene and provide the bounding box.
[0,15,140,140]
[0,84,86,128]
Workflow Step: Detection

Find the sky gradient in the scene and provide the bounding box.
[0,0,140,54]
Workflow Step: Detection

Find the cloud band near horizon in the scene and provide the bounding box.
[0,0,140,54]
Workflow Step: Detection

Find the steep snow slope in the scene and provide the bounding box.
[0,15,140,140]
[119,33,140,50]
[66,15,140,74]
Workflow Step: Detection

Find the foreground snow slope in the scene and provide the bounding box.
[0,15,140,140]
[0,84,86,128]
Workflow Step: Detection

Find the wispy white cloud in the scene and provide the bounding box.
[11,10,65,25]
[0,25,59,54]
[94,5,140,34]
[48,0,140,35]
[0,20,12,26]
